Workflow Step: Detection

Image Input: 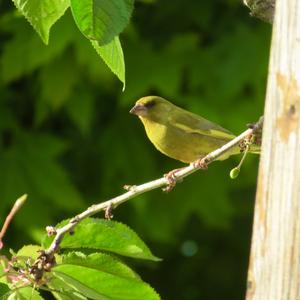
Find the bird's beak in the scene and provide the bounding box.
[129,104,148,116]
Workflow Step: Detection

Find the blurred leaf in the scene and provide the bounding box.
[53,252,160,300]
[121,33,199,104]
[39,55,79,109]
[0,101,16,132]
[11,0,70,44]
[0,132,83,237]
[128,165,236,243]
[70,0,133,44]
[43,218,160,261]
[66,89,94,135]
[0,14,76,83]
[0,256,9,278]
[4,286,44,299]
[188,25,270,109]
[91,36,125,88]
[0,282,10,297]
[15,245,41,259]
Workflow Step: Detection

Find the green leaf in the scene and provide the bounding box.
[70,0,133,44]
[11,0,70,44]
[60,252,140,280]
[53,252,160,300]
[49,286,87,300]
[91,36,125,88]
[50,291,87,300]
[52,272,110,300]
[0,258,8,277]
[48,271,88,300]
[0,283,10,298]
[15,245,41,260]
[4,286,44,300]
[49,251,143,299]
[43,219,160,261]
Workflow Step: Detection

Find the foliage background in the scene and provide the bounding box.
[0,0,270,299]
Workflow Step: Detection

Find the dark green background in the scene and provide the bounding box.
[0,0,270,299]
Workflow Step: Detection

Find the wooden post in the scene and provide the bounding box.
[246,0,300,299]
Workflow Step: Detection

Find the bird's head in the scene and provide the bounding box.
[130,96,173,123]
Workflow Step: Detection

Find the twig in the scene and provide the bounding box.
[44,117,263,256]
[0,194,27,249]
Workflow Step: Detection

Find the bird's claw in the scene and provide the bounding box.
[192,158,208,170]
[246,116,263,146]
[163,169,183,192]
[105,203,114,220]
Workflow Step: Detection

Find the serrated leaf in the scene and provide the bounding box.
[70,0,133,44]
[53,253,160,300]
[91,36,125,88]
[43,219,160,261]
[11,0,70,44]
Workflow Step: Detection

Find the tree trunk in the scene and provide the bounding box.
[246,0,300,299]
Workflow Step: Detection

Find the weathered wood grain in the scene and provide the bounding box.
[246,0,300,299]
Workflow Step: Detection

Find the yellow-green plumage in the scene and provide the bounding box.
[130,96,256,163]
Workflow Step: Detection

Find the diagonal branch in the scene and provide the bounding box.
[0,194,27,249]
[45,116,263,256]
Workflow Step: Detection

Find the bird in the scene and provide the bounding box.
[130,96,259,164]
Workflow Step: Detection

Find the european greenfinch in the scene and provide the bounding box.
[130,96,259,163]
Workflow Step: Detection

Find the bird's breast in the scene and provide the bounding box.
[141,118,205,163]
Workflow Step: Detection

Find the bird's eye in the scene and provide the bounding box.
[145,100,156,108]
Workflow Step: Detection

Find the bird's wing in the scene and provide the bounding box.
[169,108,236,140]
